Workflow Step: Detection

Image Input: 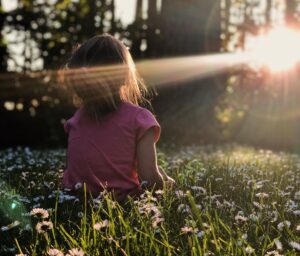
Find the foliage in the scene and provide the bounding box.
[2,1,300,149]
[0,145,300,255]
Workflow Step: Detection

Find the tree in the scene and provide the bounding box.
[129,0,144,58]
[285,0,297,26]
[0,0,7,72]
[3,0,120,71]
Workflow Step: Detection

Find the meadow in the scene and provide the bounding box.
[0,145,299,256]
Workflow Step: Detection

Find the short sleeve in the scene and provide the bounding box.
[135,108,161,143]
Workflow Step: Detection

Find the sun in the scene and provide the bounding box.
[246,27,300,72]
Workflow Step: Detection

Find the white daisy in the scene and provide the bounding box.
[289,241,300,251]
[274,239,283,251]
[35,221,53,234]
[277,221,291,231]
[245,245,255,254]
[30,208,49,219]
[66,248,84,256]
[93,220,109,230]
[47,248,64,256]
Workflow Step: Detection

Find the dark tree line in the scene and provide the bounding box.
[1,0,300,148]
[1,0,299,72]
[0,0,222,72]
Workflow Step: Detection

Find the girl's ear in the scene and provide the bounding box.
[73,93,83,108]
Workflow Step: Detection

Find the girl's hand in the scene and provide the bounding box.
[164,176,176,189]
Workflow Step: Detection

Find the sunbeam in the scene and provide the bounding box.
[0,52,245,92]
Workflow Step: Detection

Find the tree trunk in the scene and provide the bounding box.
[135,0,143,21]
[285,0,297,26]
[146,0,158,56]
[0,0,7,72]
[130,0,143,57]
[86,0,96,35]
[265,0,272,27]
[110,0,116,33]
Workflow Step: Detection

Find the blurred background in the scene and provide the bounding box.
[1,0,300,151]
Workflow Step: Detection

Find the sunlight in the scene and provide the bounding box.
[246,27,300,72]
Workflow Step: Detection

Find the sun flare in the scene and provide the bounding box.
[246,27,300,72]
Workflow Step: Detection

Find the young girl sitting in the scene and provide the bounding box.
[61,34,174,201]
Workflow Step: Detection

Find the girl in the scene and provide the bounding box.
[61,34,174,201]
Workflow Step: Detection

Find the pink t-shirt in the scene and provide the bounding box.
[62,102,160,200]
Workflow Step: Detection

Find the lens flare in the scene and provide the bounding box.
[246,27,300,72]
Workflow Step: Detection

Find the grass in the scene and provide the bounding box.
[0,145,299,255]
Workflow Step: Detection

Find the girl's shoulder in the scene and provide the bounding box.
[120,101,151,115]
[63,107,83,133]
[121,102,160,142]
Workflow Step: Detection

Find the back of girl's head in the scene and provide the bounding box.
[60,34,149,120]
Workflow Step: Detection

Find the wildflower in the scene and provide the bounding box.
[15,254,27,256]
[242,233,248,240]
[77,212,84,218]
[92,199,102,209]
[152,217,164,228]
[175,190,185,198]
[253,201,264,210]
[293,210,300,216]
[74,182,82,190]
[296,225,300,232]
[177,204,190,213]
[289,241,300,251]
[29,181,36,187]
[279,191,290,197]
[139,202,160,216]
[66,248,84,256]
[197,231,205,238]
[35,221,53,234]
[245,245,255,254]
[121,235,133,240]
[33,196,45,202]
[30,208,49,219]
[265,250,283,256]
[93,220,109,230]
[191,186,207,195]
[181,226,198,234]
[274,239,283,251]
[154,189,164,195]
[47,248,64,256]
[285,199,297,211]
[107,199,117,209]
[294,191,300,200]
[286,185,294,190]
[24,224,32,231]
[215,200,222,208]
[1,220,20,231]
[223,200,232,208]
[255,192,269,199]
[195,204,202,210]
[202,222,211,231]
[235,214,248,223]
[277,221,291,231]
[209,194,222,200]
[249,213,259,222]
[107,236,114,244]
[140,180,149,188]
[44,181,55,189]
[269,211,279,222]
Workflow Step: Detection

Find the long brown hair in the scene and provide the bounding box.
[60,34,150,120]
